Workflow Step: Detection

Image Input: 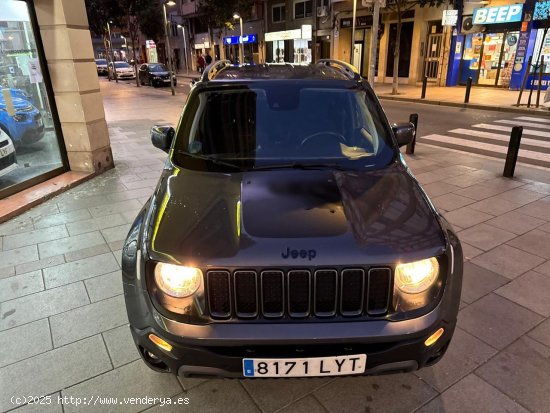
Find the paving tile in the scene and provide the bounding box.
[529,318,550,348]
[89,199,142,218]
[431,193,475,212]
[121,209,142,224]
[50,295,128,347]
[522,181,550,195]
[477,337,550,413]
[2,225,68,251]
[0,335,111,412]
[443,173,490,188]
[460,242,483,260]
[480,177,526,191]
[84,270,123,302]
[468,197,522,216]
[102,325,140,368]
[494,187,546,205]
[62,360,183,413]
[443,207,493,229]
[457,224,516,251]
[33,208,92,229]
[507,229,550,259]
[460,262,508,303]
[0,270,44,302]
[314,373,436,413]
[100,223,132,244]
[10,392,63,413]
[534,260,550,277]
[43,252,119,288]
[15,255,65,275]
[0,245,39,268]
[0,282,89,331]
[123,178,159,190]
[0,217,34,236]
[113,249,123,267]
[421,181,461,197]
[457,293,543,350]
[516,197,550,221]
[105,187,155,203]
[486,210,546,235]
[496,271,550,316]
[64,243,112,262]
[38,231,106,259]
[0,319,52,368]
[540,221,550,233]
[454,183,511,201]
[108,239,125,252]
[0,265,15,279]
[277,395,327,413]
[65,213,127,236]
[243,378,330,413]
[176,380,259,413]
[416,374,528,413]
[415,327,496,392]
[57,194,110,213]
[471,244,546,279]
[18,202,60,220]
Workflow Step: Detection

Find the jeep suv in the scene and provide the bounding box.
[122,60,463,379]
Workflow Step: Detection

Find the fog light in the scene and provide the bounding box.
[424,328,444,347]
[148,334,173,352]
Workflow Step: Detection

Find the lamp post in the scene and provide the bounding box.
[233,12,244,65]
[163,0,176,95]
[177,24,189,75]
[107,20,118,83]
[351,0,357,66]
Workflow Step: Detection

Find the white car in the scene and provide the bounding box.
[0,129,17,179]
[108,61,136,80]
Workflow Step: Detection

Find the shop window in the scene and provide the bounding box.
[273,4,286,23]
[294,0,313,20]
[1,0,66,198]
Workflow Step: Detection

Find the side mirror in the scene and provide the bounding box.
[151,125,175,153]
[392,122,416,147]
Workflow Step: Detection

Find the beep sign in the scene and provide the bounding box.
[473,4,523,24]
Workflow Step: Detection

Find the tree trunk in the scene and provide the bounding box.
[132,35,139,87]
[392,9,402,95]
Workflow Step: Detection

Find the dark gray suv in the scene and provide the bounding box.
[121,60,463,379]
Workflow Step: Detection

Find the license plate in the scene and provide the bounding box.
[243,354,366,378]
[0,147,9,157]
[163,79,171,83]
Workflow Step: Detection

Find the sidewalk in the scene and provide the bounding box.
[0,78,550,413]
[375,82,550,115]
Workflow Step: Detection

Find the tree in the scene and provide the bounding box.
[385,0,450,94]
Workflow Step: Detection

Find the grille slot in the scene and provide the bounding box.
[366,268,392,315]
[340,269,364,316]
[0,140,8,149]
[0,153,16,170]
[314,270,338,316]
[287,270,311,317]
[261,271,284,318]
[207,271,231,318]
[234,271,258,318]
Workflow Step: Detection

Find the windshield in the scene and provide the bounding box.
[115,62,130,68]
[149,64,168,72]
[173,83,395,171]
[96,59,107,65]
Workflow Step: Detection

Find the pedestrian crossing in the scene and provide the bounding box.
[418,115,550,168]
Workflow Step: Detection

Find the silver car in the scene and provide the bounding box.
[0,129,17,179]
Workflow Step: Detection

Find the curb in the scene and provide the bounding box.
[378,95,550,116]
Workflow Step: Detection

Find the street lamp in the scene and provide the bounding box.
[233,12,244,65]
[177,24,189,75]
[163,0,176,95]
[106,20,118,83]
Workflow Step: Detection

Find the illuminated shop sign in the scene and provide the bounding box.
[223,34,258,45]
[473,5,523,25]
[534,0,550,20]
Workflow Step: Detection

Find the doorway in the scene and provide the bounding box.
[386,21,414,78]
[424,22,444,80]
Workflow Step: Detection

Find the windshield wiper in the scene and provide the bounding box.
[252,162,347,171]
[175,151,244,171]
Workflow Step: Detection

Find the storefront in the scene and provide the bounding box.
[458,4,524,87]
[340,16,375,78]
[223,34,259,64]
[1,0,68,198]
[530,0,550,90]
[265,25,312,64]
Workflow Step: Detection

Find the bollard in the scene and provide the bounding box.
[421,76,427,99]
[464,77,473,103]
[503,126,523,178]
[406,113,419,155]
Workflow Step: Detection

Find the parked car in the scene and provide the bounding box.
[122,60,463,379]
[138,63,177,87]
[0,93,44,147]
[0,129,17,179]
[108,61,135,80]
[95,59,108,76]
[9,88,35,105]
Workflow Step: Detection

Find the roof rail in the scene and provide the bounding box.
[200,59,232,82]
[316,59,362,81]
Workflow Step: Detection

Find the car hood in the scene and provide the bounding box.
[146,163,446,267]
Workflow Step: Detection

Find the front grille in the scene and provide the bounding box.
[206,267,392,320]
[0,153,16,170]
[0,140,8,149]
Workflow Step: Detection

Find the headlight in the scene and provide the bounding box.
[395,257,439,294]
[154,263,202,297]
[13,114,27,122]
